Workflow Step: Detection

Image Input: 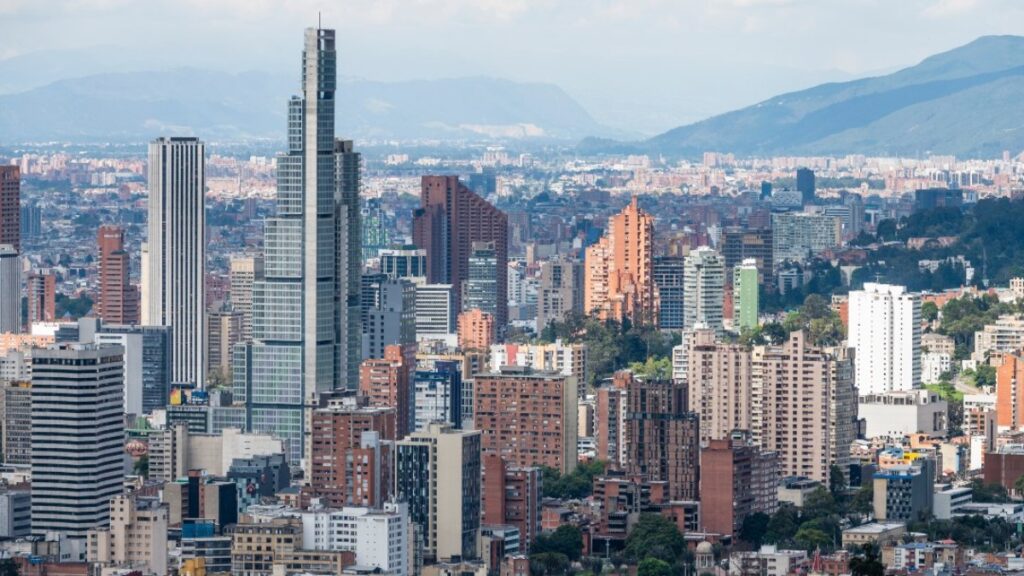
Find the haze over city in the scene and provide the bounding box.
[3,0,1024,132]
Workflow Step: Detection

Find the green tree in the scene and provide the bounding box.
[921,301,939,323]
[133,453,149,478]
[0,559,18,576]
[848,544,885,576]
[794,527,831,551]
[802,486,837,520]
[541,461,606,499]
[765,505,799,544]
[533,525,583,561]
[624,514,685,564]
[876,219,897,242]
[1014,475,1024,498]
[829,465,847,499]
[529,552,570,575]
[637,557,672,576]
[970,479,1010,503]
[739,512,771,546]
[975,364,997,388]
[851,482,874,515]
[628,357,673,381]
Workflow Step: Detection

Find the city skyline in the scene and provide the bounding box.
[3,10,1024,576]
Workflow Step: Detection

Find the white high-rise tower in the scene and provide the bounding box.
[849,282,921,395]
[143,137,206,389]
[683,246,725,334]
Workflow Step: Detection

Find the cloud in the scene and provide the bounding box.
[922,0,979,17]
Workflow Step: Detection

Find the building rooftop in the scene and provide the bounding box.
[843,522,907,534]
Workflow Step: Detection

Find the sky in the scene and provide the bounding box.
[2,0,1024,134]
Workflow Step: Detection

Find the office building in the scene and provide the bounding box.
[147,424,283,483]
[458,309,495,351]
[849,283,921,395]
[796,167,815,205]
[228,517,302,576]
[771,212,841,264]
[413,175,508,328]
[181,535,232,575]
[86,495,168,575]
[464,241,499,317]
[0,245,19,333]
[858,390,947,438]
[0,489,30,539]
[1,380,31,465]
[653,256,685,330]
[87,320,172,415]
[396,423,481,563]
[415,284,455,339]
[228,454,291,506]
[683,246,725,334]
[584,197,656,325]
[380,246,427,280]
[685,328,752,443]
[914,188,963,212]
[31,344,125,537]
[722,227,773,284]
[97,225,140,325]
[733,259,759,331]
[362,276,416,361]
[20,201,41,241]
[468,169,497,196]
[536,257,583,331]
[206,309,242,384]
[353,505,412,576]
[624,373,700,501]
[873,460,935,522]
[700,436,779,537]
[0,167,19,248]
[26,272,56,325]
[482,455,542,554]
[238,29,364,460]
[474,366,577,474]
[163,471,238,528]
[414,361,462,431]
[143,137,206,388]
[229,255,264,342]
[299,503,411,575]
[335,139,364,391]
[309,404,396,509]
[753,331,857,483]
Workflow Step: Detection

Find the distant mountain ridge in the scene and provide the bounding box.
[581,35,1024,158]
[0,69,616,143]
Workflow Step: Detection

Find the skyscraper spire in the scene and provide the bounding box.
[237,27,361,463]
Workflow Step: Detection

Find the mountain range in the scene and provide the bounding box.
[0,68,616,143]
[581,35,1024,159]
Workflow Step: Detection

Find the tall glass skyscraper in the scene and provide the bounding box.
[237,28,361,462]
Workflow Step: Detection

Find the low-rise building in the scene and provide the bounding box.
[858,390,947,439]
[933,485,973,520]
[841,522,907,548]
[729,545,808,576]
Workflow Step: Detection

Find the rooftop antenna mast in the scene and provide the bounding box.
[318,11,322,29]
